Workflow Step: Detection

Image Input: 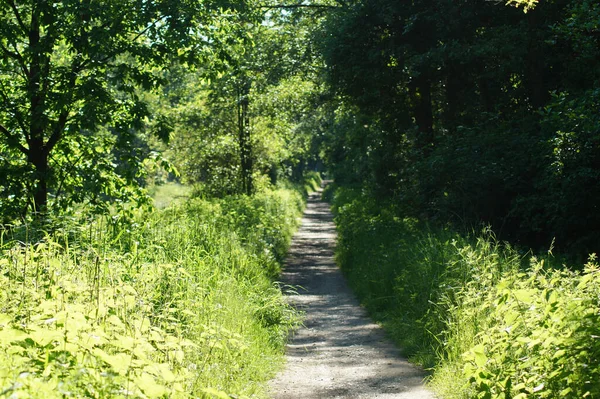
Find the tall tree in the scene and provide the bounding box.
[318,0,600,255]
[0,0,242,218]
[163,3,332,196]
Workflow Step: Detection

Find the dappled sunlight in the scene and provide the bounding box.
[270,189,436,399]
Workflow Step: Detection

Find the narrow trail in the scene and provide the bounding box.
[269,187,436,399]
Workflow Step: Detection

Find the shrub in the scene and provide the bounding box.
[331,186,600,398]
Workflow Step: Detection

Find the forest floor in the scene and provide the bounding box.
[268,186,436,399]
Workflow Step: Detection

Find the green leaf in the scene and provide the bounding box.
[0,314,12,327]
[145,363,176,383]
[513,289,534,304]
[29,329,62,347]
[560,387,573,396]
[93,348,132,375]
[473,344,487,367]
[0,328,27,343]
[203,387,231,399]
[135,372,168,398]
[113,334,137,351]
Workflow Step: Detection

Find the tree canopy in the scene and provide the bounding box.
[317,0,600,256]
[0,0,246,217]
[1,0,599,257]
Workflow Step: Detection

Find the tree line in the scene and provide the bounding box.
[2,0,599,258]
[0,0,326,223]
[318,0,600,258]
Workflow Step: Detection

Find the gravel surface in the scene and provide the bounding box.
[269,188,437,399]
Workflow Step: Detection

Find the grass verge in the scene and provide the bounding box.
[0,187,304,398]
[330,186,600,399]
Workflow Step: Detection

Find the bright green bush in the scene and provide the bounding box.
[331,186,600,399]
[303,171,323,194]
[0,188,303,398]
[439,258,600,399]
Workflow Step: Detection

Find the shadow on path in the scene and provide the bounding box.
[269,187,436,399]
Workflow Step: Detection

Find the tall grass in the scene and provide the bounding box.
[148,182,193,209]
[0,187,304,398]
[331,186,600,399]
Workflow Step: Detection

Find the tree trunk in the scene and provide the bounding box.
[238,83,253,195]
[28,4,49,214]
[28,147,49,213]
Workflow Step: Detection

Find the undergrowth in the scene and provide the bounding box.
[301,171,322,196]
[331,186,600,399]
[0,187,305,398]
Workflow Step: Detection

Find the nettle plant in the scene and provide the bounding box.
[0,187,304,399]
[460,258,600,399]
[0,241,193,398]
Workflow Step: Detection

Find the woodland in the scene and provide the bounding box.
[1,0,599,398]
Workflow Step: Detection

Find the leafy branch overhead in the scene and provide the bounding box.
[505,0,539,13]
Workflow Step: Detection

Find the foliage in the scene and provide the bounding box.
[449,259,600,399]
[330,186,600,398]
[153,4,329,198]
[0,0,330,221]
[0,0,247,219]
[158,72,244,198]
[318,0,600,258]
[302,171,323,195]
[506,0,539,13]
[0,187,304,398]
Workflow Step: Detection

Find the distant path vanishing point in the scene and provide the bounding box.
[269,186,437,399]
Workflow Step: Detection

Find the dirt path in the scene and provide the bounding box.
[269,188,436,399]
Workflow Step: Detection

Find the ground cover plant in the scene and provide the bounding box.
[0,186,305,398]
[330,186,600,399]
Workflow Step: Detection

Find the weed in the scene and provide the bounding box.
[331,186,600,399]
[0,188,304,398]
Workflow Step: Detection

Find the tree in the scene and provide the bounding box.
[318,0,600,256]
[163,3,332,196]
[0,0,241,219]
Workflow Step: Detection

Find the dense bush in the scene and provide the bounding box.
[331,187,600,399]
[0,188,304,398]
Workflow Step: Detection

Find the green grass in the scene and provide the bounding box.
[330,186,600,399]
[0,187,304,398]
[302,171,322,195]
[148,182,193,209]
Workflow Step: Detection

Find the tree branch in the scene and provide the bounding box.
[0,123,28,155]
[0,82,29,138]
[0,42,20,60]
[89,14,169,66]
[0,41,29,77]
[45,61,80,154]
[7,0,29,34]
[45,107,70,154]
[131,15,169,44]
[51,150,85,204]
[258,3,342,9]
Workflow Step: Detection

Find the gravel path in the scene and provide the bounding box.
[269,188,437,399]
